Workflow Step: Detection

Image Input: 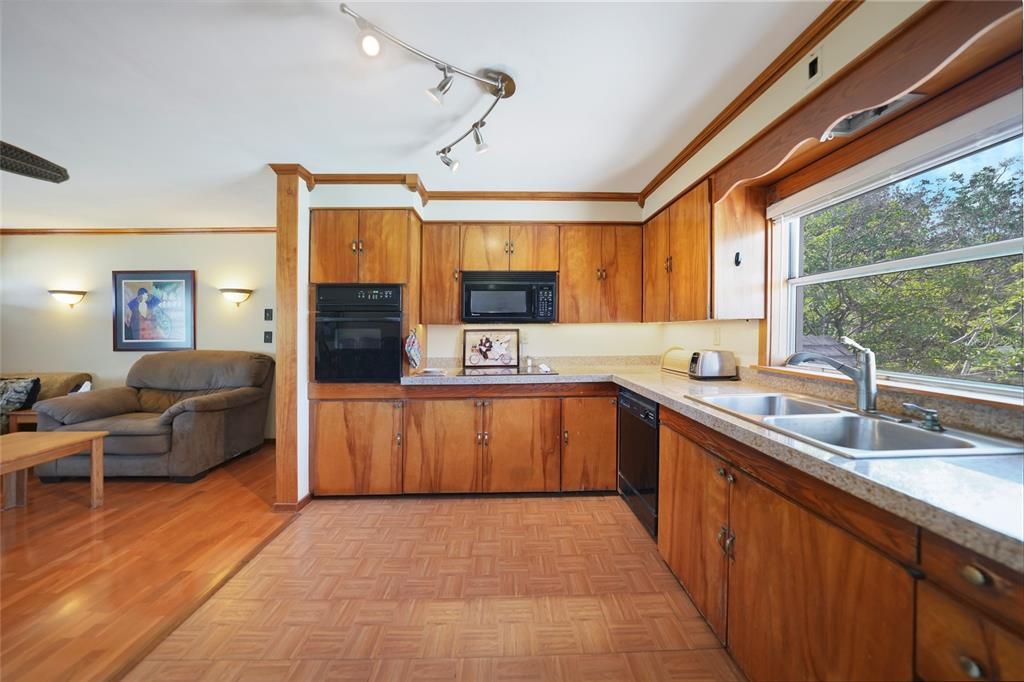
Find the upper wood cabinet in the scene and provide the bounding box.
[561,397,617,492]
[559,225,642,323]
[421,223,462,324]
[461,224,559,271]
[311,401,403,495]
[712,187,767,320]
[727,468,914,682]
[310,209,418,284]
[642,181,711,322]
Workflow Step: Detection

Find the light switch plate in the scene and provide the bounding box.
[264,308,273,321]
[264,331,273,343]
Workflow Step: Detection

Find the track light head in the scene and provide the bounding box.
[472,124,489,154]
[360,31,381,57]
[426,66,454,105]
[438,148,459,173]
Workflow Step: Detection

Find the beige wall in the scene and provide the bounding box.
[0,232,276,432]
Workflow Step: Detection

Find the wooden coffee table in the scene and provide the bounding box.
[8,409,38,433]
[0,431,107,509]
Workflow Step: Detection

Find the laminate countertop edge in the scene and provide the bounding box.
[402,368,1024,572]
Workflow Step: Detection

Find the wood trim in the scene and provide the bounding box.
[421,219,643,227]
[427,191,642,204]
[269,163,315,191]
[769,52,1024,202]
[0,227,275,235]
[660,408,918,565]
[752,365,1024,411]
[271,493,312,513]
[638,0,864,203]
[307,382,618,400]
[274,173,300,507]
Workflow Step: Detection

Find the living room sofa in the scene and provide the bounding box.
[33,351,274,480]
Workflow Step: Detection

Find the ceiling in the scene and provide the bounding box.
[1,1,828,227]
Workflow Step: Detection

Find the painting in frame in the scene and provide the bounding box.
[463,329,520,368]
[112,270,196,351]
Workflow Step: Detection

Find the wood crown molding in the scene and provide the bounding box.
[638,0,864,203]
[269,163,315,191]
[0,227,275,235]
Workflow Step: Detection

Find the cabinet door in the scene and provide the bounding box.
[461,224,509,271]
[657,426,729,641]
[421,223,462,324]
[310,209,360,283]
[669,180,711,321]
[482,399,560,493]
[509,224,559,271]
[404,400,482,493]
[728,470,913,681]
[642,211,670,322]
[601,225,642,322]
[558,225,603,323]
[713,187,766,320]
[359,210,410,283]
[312,401,402,494]
[561,397,617,491]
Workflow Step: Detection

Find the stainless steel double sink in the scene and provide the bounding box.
[691,393,1023,459]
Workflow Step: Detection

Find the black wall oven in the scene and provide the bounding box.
[314,285,403,383]
[462,271,557,323]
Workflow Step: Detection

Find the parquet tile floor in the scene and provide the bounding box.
[128,495,743,681]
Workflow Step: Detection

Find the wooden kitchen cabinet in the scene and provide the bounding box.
[461,224,559,271]
[310,208,417,284]
[727,468,914,681]
[657,425,729,641]
[642,210,671,322]
[668,180,711,321]
[403,399,482,493]
[712,186,767,320]
[559,225,642,323]
[561,397,617,491]
[312,401,403,495]
[482,398,560,492]
[421,223,462,324]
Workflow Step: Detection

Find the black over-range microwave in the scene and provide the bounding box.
[461,271,557,323]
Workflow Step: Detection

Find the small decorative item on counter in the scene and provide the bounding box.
[404,329,421,369]
[463,329,520,368]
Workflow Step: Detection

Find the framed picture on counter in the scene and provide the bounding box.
[463,329,519,368]
[112,270,196,351]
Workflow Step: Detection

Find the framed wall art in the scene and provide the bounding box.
[463,329,519,368]
[112,270,196,351]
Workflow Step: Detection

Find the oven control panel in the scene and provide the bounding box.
[316,284,402,311]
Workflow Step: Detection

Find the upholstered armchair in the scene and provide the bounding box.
[33,351,274,481]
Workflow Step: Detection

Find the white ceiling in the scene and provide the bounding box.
[1,1,828,227]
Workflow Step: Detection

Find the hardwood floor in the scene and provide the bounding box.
[128,495,743,681]
[0,444,290,682]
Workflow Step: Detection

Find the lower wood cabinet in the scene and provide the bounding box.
[561,397,617,492]
[658,425,729,641]
[311,401,403,495]
[403,399,482,493]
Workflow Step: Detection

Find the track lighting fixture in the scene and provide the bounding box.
[426,66,454,105]
[339,4,516,172]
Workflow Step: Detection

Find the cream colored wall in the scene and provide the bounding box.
[642,0,927,218]
[0,232,277,433]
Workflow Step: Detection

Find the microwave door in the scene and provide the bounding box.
[467,286,532,320]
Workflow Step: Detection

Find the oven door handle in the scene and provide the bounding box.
[316,315,402,323]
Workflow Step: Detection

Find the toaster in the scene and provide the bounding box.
[687,349,738,380]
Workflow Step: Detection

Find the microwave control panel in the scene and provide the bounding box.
[536,286,555,320]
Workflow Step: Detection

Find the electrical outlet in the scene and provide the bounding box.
[264,308,273,321]
[713,327,722,346]
[264,331,273,343]
[804,49,822,91]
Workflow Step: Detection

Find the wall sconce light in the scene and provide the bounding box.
[48,289,87,308]
[219,288,253,307]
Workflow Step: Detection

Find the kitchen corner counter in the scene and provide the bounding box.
[402,366,1024,571]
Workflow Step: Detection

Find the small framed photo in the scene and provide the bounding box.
[113,270,196,351]
[463,329,519,368]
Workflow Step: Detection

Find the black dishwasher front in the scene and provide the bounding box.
[617,388,659,538]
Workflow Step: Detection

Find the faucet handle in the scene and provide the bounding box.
[903,402,945,432]
[840,336,870,354]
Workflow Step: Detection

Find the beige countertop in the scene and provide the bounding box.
[403,366,1024,571]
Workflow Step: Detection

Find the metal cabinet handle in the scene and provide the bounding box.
[717,467,726,477]
[596,268,602,280]
[453,269,459,281]
[563,430,569,446]
[476,432,483,445]
[959,656,984,680]
[723,532,735,559]
[664,256,670,273]
[474,400,482,407]
[357,240,365,253]
[351,240,358,253]
[395,432,402,446]
[483,432,489,447]
[509,241,515,254]
[734,251,742,267]
[504,241,510,254]
[667,255,673,273]
[960,564,990,587]
[716,467,736,484]
[716,526,727,552]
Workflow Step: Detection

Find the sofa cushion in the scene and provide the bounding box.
[58,412,171,455]
[126,351,273,392]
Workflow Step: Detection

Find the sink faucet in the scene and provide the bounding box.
[785,336,878,413]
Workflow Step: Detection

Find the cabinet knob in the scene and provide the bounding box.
[563,430,569,446]
[509,241,515,254]
[723,532,735,559]
[734,251,742,267]
[483,432,489,447]
[504,241,510,254]
[959,656,984,680]
[960,564,990,587]
[596,268,602,280]
[717,467,726,477]
[453,269,459,281]
[395,432,402,446]
[351,240,358,253]
[476,432,483,445]
[358,240,365,253]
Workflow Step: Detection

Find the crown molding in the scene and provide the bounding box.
[0,227,275,235]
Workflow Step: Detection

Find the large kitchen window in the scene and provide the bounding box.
[778,132,1024,392]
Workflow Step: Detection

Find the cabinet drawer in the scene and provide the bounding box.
[921,531,1023,630]
[917,581,1024,681]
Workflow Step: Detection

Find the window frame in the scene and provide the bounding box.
[766,97,1024,398]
